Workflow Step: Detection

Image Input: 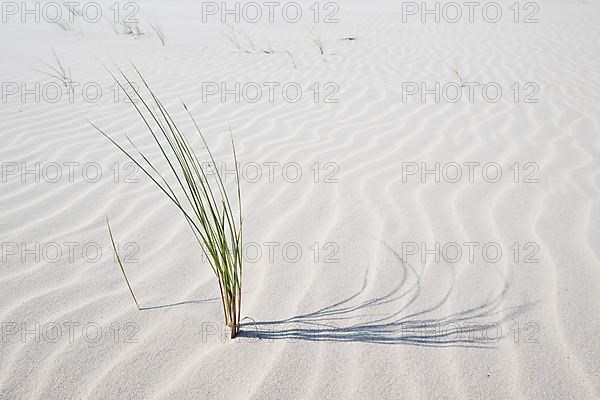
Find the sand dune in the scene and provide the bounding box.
[1,0,599,398]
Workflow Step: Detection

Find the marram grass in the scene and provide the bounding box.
[94,67,243,338]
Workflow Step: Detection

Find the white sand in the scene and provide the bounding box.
[1,0,600,398]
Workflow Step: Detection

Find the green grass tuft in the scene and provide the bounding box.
[94,67,243,338]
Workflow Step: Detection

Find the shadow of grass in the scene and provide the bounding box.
[239,239,533,347]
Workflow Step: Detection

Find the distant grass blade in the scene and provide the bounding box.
[106,217,141,311]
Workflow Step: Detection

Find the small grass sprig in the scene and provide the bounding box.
[40,49,74,97]
[307,28,325,56]
[150,23,166,46]
[106,217,141,311]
